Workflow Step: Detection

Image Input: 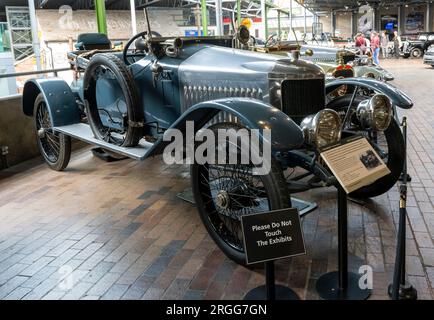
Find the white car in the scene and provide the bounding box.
[423,45,434,67]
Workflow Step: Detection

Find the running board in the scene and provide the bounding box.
[54,123,154,161]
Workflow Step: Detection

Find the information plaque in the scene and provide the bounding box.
[320,136,391,194]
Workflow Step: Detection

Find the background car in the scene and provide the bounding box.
[401,32,434,58]
[423,45,434,67]
[252,39,394,82]
[300,45,395,81]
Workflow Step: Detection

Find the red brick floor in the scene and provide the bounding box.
[0,59,433,300]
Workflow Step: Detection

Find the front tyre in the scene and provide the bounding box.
[191,123,290,265]
[34,93,71,171]
[352,118,404,198]
[327,95,404,198]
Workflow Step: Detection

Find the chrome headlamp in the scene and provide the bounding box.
[356,94,392,131]
[362,72,376,79]
[300,109,342,148]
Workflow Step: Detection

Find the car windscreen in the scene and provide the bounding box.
[143,8,236,38]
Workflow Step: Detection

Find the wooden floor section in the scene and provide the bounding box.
[0,59,433,300]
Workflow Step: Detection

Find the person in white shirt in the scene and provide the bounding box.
[381,30,389,59]
[365,35,371,54]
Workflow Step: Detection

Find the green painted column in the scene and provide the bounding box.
[237,0,241,26]
[264,5,268,39]
[201,0,208,36]
[277,10,281,38]
[95,0,107,35]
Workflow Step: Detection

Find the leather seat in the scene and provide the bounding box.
[75,33,112,50]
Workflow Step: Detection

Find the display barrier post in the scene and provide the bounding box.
[388,117,418,300]
[242,208,305,300]
[265,262,276,300]
[315,185,371,300]
[244,261,299,300]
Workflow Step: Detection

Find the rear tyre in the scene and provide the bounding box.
[191,123,290,265]
[327,95,405,198]
[34,93,71,171]
[83,53,143,147]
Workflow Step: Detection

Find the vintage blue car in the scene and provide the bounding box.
[21,27,413,264]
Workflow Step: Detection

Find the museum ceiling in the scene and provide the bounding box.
[299,0,432,13]
[0,0,431,13]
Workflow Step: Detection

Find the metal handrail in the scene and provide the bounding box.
[0,67,71,79]
[0,94,21,101]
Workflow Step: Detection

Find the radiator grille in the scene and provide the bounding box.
[181,84,263,127]
[182,85,263,113]
[281,79,325,124]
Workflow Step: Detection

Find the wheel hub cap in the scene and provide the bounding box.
[216,190,230,210]
[37,128,46,138]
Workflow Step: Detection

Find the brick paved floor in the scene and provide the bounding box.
[0,59,433,300]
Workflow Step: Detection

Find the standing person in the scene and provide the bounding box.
[393,31,402,59]
[365,34,371,54]
[381,30,389,59]
[371,31,380,65]
[355,33,367,54]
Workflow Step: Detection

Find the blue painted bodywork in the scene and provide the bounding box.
[22,41,311,154]
[21,38,411,159]
[147,98,305,157]
[22,78,81,126]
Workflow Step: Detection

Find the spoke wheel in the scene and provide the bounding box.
[34,93,71,171]
[83,53,143,147]
[191,123,290,265]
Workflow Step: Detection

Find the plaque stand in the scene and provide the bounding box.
[388,117,417,300]
[244,261,300,300]
[315,185,371,300]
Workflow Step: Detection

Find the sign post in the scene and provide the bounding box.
[315,136,387,300]
[315,185,371,300]
[241,208,306,300]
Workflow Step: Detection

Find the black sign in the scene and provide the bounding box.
[241,208,306,265]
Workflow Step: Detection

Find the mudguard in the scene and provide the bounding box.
[22,78,80,126]
[147,98,305,156]
[326,78,413,109]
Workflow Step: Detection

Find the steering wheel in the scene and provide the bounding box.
[250,35,257,46]
[123,31,149,66]
[265,34,279,48]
